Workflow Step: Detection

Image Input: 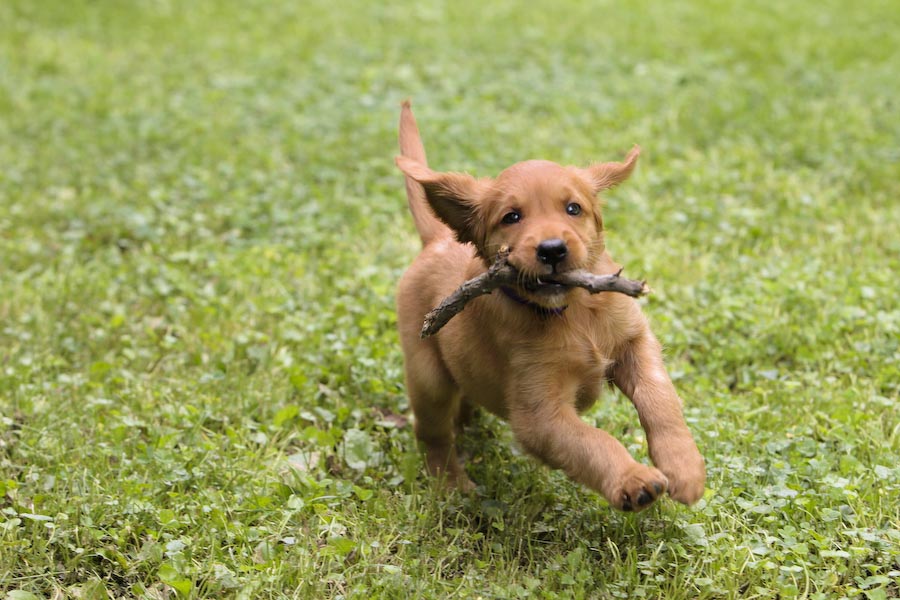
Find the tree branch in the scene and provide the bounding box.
[420,252,650,338]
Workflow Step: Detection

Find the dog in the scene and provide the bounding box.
[394,101,705,511]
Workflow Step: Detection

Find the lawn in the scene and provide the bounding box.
[1,0,899,597]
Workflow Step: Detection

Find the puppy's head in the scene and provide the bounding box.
[397,146,639,307]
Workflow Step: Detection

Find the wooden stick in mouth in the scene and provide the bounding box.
[420,251,650,338]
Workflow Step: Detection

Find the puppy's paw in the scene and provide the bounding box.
[650,434,706,505]
[665,455,705,505]
[610,463,668,512]
[429,468,476,494]
[454,473,477,494]
[425,445,476,493]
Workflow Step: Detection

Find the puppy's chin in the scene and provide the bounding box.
[522,283,571,308]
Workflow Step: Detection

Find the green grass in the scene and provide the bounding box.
[1,0,899,597]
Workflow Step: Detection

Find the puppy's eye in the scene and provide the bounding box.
[501,210,522,225]
[566,202,583,216]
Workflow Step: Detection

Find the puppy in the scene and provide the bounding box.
[394,102,705,511]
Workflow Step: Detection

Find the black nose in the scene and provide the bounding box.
[536,238,568,266]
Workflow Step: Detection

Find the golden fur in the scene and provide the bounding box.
[395,102,705,511]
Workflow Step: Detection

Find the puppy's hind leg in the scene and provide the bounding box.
[456,396,477,432]
[404,344,475,492]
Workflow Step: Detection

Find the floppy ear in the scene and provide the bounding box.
[395,155,486,247]
[581,145,640,192]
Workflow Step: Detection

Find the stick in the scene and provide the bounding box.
[420,252,649,338]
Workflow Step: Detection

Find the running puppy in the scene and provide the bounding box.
[394,102,705,511]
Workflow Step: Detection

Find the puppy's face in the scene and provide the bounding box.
[397,147,640,307]
[482,161,602,306]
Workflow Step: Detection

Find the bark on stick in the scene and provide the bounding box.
[420,252,649,338]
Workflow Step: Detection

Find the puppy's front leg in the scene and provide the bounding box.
[508,381,668,512]
[613,332,706,505]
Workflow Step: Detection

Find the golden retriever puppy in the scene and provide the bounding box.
[395,102,705,511]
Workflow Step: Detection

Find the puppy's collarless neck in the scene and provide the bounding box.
[499,286,567,318]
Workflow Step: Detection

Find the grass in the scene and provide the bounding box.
[1,0,899,597]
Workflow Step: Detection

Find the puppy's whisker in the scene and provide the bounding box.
[516,268,528,289]
[518,265,538,288]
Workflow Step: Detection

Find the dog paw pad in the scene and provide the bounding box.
[614,465,668,513]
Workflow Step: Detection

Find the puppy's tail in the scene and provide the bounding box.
[399,100,449,246]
